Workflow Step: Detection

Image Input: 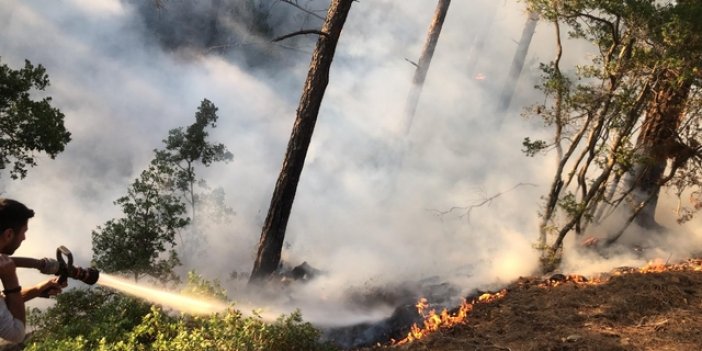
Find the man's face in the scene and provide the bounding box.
[2,224,27,255]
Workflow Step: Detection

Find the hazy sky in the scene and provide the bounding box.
[2,0,699,325]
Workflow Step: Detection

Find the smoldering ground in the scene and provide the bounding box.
[1,0,701,342]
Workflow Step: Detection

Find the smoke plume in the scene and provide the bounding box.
[2,0,700,329]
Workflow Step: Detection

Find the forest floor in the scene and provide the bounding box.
[360,259,702,351]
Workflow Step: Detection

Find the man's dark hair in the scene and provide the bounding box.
[0,198,35,232]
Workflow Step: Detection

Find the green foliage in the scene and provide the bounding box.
[557,192,586,219]
[27,277,336,351]
[524,0,702,261]
[92,99,232,282]
[162,99,233,170]
[181,271,228,302]
[156,99,234,261]
[536,62,571,100]
[27,288,151,349]
[156,98,233,212]
[0,59,71,179]
[610,137,637,176]
[522,137,548,157]
[25,337,89,351]
[91,160,189,282]
[109,307,336,351]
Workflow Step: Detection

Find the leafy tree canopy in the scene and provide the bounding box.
[91,160,189,282]
[0,59,71,179]
[156,98,233,216]
[92,99,232,282]
[523,0,702,268]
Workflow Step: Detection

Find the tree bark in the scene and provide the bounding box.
[497,11,539,113]
[249,0,354,283]
[403,0,451,134]
[628,70,692,230]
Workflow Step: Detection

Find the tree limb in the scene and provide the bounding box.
[430,183,537,222]
[272,30,328,42]
[404,58,419,68]
[279,0,325,20]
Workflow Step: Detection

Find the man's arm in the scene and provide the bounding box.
[0,254,25,343]
[2,281,23,326]
[21,278,64,301]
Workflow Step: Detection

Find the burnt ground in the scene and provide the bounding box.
[358,259,702,351]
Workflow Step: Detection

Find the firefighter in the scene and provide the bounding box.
[0,198,65,344]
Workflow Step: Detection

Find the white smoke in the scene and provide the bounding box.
[2,0,700,327]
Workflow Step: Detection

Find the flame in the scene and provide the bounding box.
[478,291,507,303]
[539,258,702,288]
[474,73,487,80]
[638,258,702,273]
[415,297,430,314]
[393,258,701,346]
[639,259,668,273]
[394,290,507,345]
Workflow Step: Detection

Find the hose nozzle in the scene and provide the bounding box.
[72,266,100,285]
[56,246,100,285]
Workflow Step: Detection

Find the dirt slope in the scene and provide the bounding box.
[364,259,702,351]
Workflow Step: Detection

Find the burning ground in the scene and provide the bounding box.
[347,258,702,351]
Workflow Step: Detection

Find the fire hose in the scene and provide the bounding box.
[10,246,100,296]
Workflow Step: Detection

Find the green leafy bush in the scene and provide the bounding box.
[26,273,337,351]
[28,305,336,351]
[27,288,151,348]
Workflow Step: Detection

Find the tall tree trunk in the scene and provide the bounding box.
[249,0,354,283]
[497,11,539,113]
[628,70,692,230]
[403,0,451,134]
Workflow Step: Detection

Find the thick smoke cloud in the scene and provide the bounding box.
[2,0,700,325]
[128,0,329,66]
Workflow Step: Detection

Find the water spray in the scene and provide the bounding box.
[96,274,228,315]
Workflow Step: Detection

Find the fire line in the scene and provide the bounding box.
[393,290,508,345]
[393,258,702,345]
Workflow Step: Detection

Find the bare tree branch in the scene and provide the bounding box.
[429,183,538,222]
[272,30,328,42]
[404,58,419,68]
[279,0,325,20]
[206,40,311,56]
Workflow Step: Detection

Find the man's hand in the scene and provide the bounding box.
[34,278,66,299]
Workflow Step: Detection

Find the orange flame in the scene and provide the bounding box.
[394,290,507,345]
[539,258,702,288]
[393,259,701,346]
[639,259,668,273]
[415,297,430,314]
